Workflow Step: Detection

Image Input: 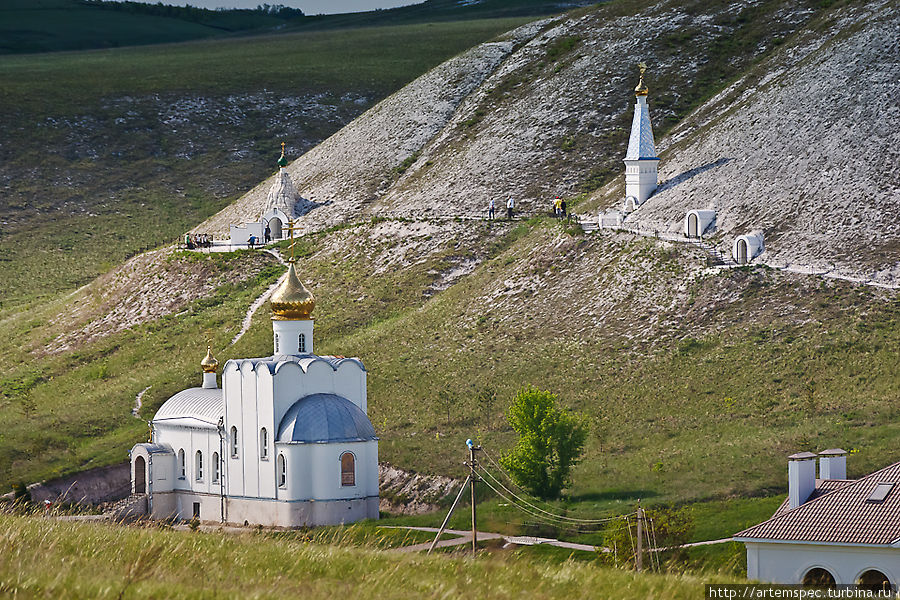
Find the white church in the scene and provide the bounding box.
[129,253,379,527]
[229,144,313,245]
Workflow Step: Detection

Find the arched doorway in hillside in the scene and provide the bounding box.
[857,570,891,592]
[737,239,748,264]
[688,213,698,237]
[134,456,146,494]
[269,217,283,240]
[802,567,836,588]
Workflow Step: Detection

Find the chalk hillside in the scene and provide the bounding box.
[199,0,899,286]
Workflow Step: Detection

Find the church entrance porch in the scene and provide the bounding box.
[688,213,698,237]
[737,239,748,264]
[134,456,146,494]
[269,217,283,240]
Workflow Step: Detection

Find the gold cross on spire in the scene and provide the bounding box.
[281,141,286,154]
[286,219,297,263]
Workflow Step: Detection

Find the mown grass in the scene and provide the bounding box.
[0,512,735,599]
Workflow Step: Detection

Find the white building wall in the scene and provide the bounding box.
[747,542,900,585]
[273,362,306,429]
[240,362,259,499]
[334,362,366,412]
[256,367,276,499]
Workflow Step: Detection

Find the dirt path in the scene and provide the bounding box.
[132,386,151,419]
[229,248,288,347]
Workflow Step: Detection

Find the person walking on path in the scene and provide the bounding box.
[488,198,495,220]
[506,196,514,220]
[554,197,562,218]
[560,198,567,220]
[248,235,256,249]
[264,226,271,244]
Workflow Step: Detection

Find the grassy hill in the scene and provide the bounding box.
[0,0,584,55]
[0,16,534,307]
[0,0,897,570]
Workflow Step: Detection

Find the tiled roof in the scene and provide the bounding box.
[736,462,900,545]
[625,97,657,160]
[277,393,376,444]
[771,479,852,518]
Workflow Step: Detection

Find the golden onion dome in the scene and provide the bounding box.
[270,262,315,320]
[634,62,649,96]
[201,346,218,373]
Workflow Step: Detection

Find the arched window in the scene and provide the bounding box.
[341,452,355,487]
[298,333,306,353]
[178,448,186,479]
[260,428,268,460]
[802,567,836,588]
[857,570,891,592]
[231,426,239,458]
[274,333,280,353]
[212,452,220,483]
[195,451,203,481]
[277,454,286,488]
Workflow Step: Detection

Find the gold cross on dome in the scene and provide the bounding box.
[286,219,297,263]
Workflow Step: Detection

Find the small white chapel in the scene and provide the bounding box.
[129,244,379,526]
[229,144,313,245]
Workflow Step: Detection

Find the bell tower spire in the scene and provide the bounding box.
[623,63,659,212]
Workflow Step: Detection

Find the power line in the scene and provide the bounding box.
[477,449,629,524]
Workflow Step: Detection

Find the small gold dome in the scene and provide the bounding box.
[634,62,649,96]
[270,263,315,320]
[201,346,218,373]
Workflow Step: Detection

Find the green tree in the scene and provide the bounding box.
[499,386,589,499]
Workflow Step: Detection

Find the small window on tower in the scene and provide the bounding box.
[178,448,186,479]
[274,334,280,354]
[260,428,268,460]
[298,333,306,353]
[231,426,239,458]
[212,452,220,483]
[195,451,203,481]
[277,454,286,488]
[341,452,355,487]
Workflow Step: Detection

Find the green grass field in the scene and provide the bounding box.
[0,511,736,598]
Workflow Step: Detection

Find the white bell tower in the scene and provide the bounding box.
[623,63,659,212]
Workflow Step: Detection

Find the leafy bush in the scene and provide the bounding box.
[499,386,589,499]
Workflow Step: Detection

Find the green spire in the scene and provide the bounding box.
[277,141,288,168]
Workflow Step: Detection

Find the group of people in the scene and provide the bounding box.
[184,233,213,249]
[487,197,516,220]
[552,197,568,219]
[485,196,569,221]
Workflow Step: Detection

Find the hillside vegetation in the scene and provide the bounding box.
[0,17,532,307]
[0,0,897,536]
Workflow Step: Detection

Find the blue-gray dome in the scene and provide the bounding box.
[277,393,376,443]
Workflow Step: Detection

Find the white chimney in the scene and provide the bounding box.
[788,452,817,510]
[819,448,847,480]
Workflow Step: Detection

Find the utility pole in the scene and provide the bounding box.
[635,504,644,572]
[466,438,481,557]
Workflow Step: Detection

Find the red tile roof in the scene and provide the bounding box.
[736,462,900,545]
[771,479,853,518]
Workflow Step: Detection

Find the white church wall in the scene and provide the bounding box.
[150,451,174,493]
[307,441,377,502]
[747,541,900,586]
[229,222,264,245]
[278,444,313,500]
[255,366,276,499]
[273,361,305,431]
[239,361,260,499]
[305,360,336,396]
[334,361,366,412]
